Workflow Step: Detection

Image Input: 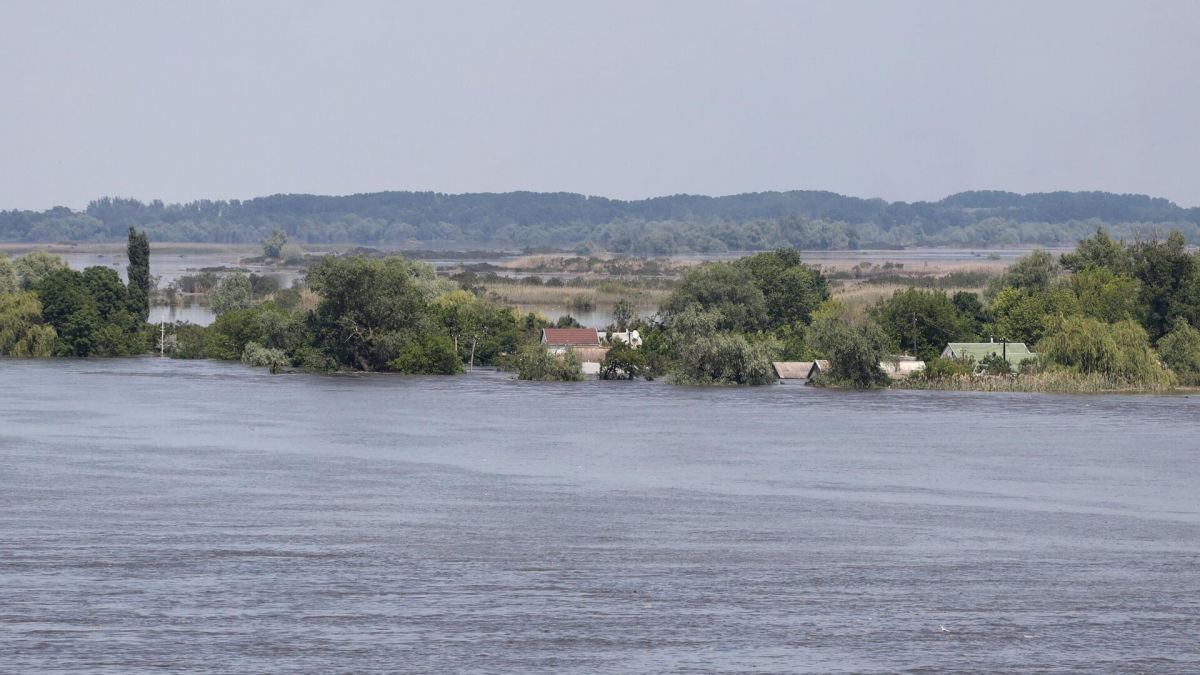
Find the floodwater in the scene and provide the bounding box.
[148,304,218,327]
[1,358,1198,673]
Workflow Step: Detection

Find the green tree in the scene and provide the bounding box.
[951,291,989,335]
[82,266,129,318]
[403,258,459,301]
[1070,267,1140,323]
[126,227,151,320]
[806,306,890,389]
[611,298,636,331]
[262,228,287,259]
[14,251,68,290]
[1038,316,1171,385]
[241,342,289,373]
[204,306,269,360]
[1060,227,1130,273]
[599,340,649,380]
[659,263,767,331]
[989,286,1080,345]
[511,343,585,381]
[1128,231,1200,340]
[0,292,56,356]
[387,334,463,374]
[1156,319,1200,385]
[985,249,1060,301]
[733,248,829,329]
[34,267,143,357]
[666,306,778,385]
[209,272,254,316]
[0,255,18,295]
[306,255,427,370]
[871,288,975,361]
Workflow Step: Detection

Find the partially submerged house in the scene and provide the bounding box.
[879,359,926,379]
[773,361,814,380]
[541,328,602,352]
[796,357,925,380]
[805,360,832,379]
[541,328,606,376]
[942,340,1034,368]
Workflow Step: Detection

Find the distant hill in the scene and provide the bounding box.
[2,189,1198,253]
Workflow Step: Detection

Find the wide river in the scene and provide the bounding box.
[2,358,1198,673]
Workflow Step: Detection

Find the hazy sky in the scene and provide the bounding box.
[2,0,1198,210]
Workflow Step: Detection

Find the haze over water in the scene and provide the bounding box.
[2,358,1198,672]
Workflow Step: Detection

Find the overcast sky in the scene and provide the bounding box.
[2,0,1198,210]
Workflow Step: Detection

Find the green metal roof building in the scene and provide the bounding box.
[941,341,1035,366]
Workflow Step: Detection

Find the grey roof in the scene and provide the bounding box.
[806,360,832,378]
[773,361,813,379]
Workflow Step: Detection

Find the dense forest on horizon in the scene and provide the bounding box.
[2,189,1199,253]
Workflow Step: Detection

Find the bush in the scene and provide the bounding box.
[920,356,975,379]
[568,294,594,312]
[979,353,1012,376]
[386,334,463,375]
[280,244,305,264]
[241,342,288,372]
[599,341,649,380]
[509,343,585,381]
[209,273,253,316]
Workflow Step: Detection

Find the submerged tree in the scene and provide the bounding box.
[665,306,778,385]
[208,272,254,316]
[306,255,428,371]
[599,340,650,380]
[806,300,890,389]
[511,343,585,381]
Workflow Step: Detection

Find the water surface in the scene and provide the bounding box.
[1,358,1198,672]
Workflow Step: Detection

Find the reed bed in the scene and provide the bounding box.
[895,372,1177,394]
[481,282,669,308]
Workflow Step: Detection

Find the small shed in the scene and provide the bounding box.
[773,361,814,379]
[806,360,832,378]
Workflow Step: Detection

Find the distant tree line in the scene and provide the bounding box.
[2,190,1199,251]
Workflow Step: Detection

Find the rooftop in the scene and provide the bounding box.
[541,328,602,346]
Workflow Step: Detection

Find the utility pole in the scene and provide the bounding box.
[912,312,918,358]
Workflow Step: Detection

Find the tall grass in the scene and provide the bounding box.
[481,282,669,308]
[895,372,1176,393]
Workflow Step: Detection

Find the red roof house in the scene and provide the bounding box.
[541,328,602,346]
